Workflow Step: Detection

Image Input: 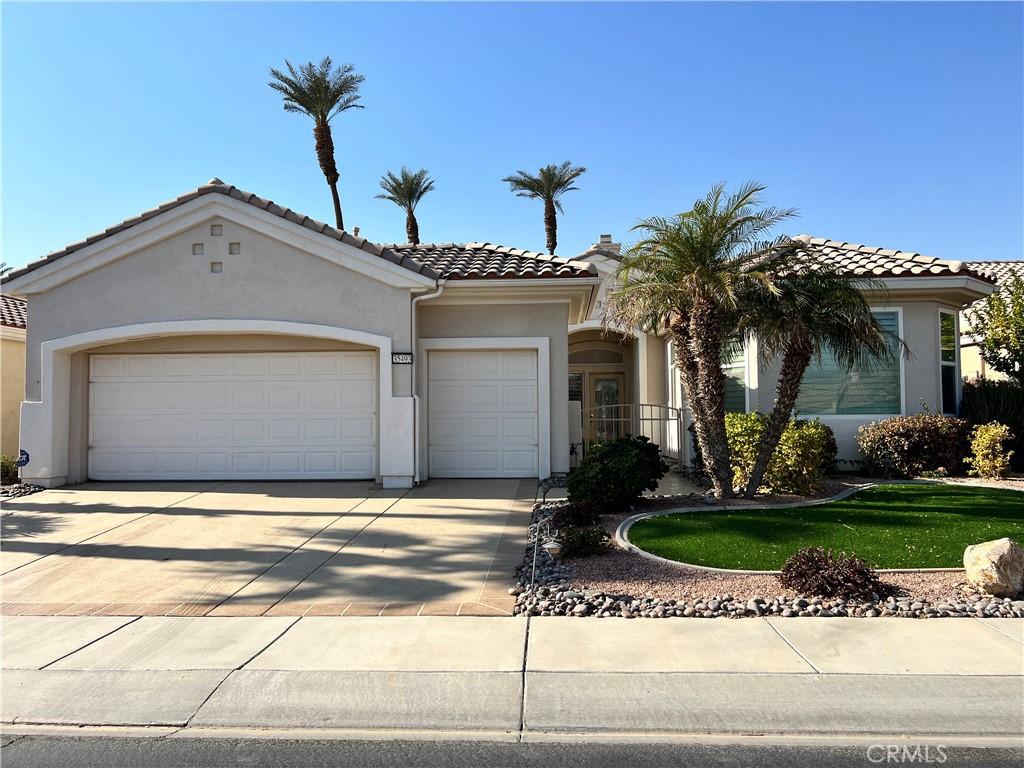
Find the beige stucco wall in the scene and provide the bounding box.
[641,334,668,405]
[960,343,1007,382]
[23,218,414,401]
[1,333,26,457]
[417,302,571,474]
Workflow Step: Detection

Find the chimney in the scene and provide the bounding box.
[352,226,360,237]
[593,233,620,254]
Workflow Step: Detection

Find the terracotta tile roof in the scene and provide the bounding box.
[792,236,993,281]
[965,260,1024,286]
[0,294,26,329]
[4,180,596,285]
[381,242,596,280]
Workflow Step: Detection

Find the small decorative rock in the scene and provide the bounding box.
[964,538,1024,598]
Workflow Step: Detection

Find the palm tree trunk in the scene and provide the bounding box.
[742,336,814,498]
[405,210,420,245]
[544,198,557,254]
[671,322,715,487]
[685,303,735,499]
[313,121,344,230]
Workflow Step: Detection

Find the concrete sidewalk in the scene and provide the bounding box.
[2,616,1022,740]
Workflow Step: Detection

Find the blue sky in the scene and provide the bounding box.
[2,2,1021,270]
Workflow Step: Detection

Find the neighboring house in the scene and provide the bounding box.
[960,260,1024,381]
[3,179,600,488]
[1,294,27,458]
[575,235,996,467]
[2,179,997,487]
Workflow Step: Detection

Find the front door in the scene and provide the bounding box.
[591,373,625,442]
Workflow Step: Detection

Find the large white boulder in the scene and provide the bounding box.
[963,538,1024,597]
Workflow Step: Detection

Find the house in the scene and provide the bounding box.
[2,179,600,488]
[574,236,996,467]
[1,294,27,458]
[2,179,997,487]
[959,260,1023,381]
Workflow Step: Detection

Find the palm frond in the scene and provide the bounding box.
[502,161,586,203]
[375,166,436,212]
[268,56,365,123]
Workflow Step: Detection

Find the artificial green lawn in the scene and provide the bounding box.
[627,483,1024,571]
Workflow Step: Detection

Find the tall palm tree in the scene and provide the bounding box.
[375,167,436,245]
[269,57,364,230]
[736,265,903,498]
[605,182,797,499]
[502,162,586,254]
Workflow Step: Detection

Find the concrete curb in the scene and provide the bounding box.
[615,482,966,575]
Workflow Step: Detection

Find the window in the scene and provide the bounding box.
[939,311,958,414]
[723,344,746,413]
[796,310,902,416]
[568,372,584,403]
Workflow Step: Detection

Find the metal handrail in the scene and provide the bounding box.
[581,403,685,470]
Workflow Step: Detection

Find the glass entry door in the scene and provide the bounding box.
[592,373,625,441]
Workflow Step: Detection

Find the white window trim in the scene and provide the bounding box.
[938,307,961,414]
[796,306,907,419]
[417,337,551,480]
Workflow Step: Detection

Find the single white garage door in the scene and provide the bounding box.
[88,351,377,480]
[428,349,539,478]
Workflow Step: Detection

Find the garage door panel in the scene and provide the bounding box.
[502,352,537,377]
[428,350,539,478]
[268,386,302,409]
[88,352,377,480]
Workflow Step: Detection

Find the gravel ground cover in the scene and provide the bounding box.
[0,483,44,499]
[512,495,1024,620]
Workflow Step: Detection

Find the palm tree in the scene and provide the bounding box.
[502,162,586,254]
[375,167,436,245]
[735,264,903,498]
[605,182,798,499]
[269,57,364,230]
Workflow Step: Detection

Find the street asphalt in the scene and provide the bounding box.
[2,736,1022,768]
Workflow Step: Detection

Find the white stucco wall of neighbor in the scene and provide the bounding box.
[15,211,426,488]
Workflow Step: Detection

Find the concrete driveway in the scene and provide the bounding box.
[1,480,530,617]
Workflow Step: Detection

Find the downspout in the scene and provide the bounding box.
[410,280,446,483]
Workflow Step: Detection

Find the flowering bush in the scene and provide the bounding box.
[965,422,1016,479]
[856,412,970,478]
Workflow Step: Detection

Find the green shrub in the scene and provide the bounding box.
[856,412,970,478]
[965,422,1015,479]
[0,455,17,485]
[558,525,611,558]
[961,379,1024,471]
[567,435,669,512]
[726,413,837,495]
[547,502,601,529]
[779,547,891,600]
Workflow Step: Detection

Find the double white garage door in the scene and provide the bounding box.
[89,352,378,480]
[88,348,541,481]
